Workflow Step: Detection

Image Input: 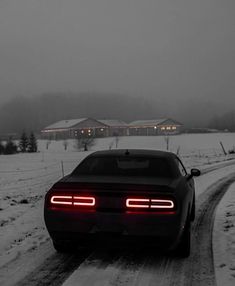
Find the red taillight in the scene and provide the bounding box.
[126,198,149,208]
[126,198,175,210]
[73,196,95,206]
[51,195,73,205]
[50,195,95,207]
[150,199,174,209]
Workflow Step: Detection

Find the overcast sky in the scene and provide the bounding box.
[0,0,235,112]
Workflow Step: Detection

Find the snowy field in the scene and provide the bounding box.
[214,181,235,285]
[0,133,235,285]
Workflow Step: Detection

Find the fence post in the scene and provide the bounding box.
[61,161,64,177]
[220,141,227,155]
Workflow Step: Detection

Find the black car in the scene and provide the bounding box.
[44,149,200,257]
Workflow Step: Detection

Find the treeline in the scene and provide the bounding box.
[208,110,235,131]
[0,132,37,155]
[1,93,234,135]
[0,93,159,135]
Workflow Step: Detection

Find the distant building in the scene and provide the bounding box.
[41,117,183,139]
[128,118,183,136]
[41,118,106,140]
[97,119,128,136]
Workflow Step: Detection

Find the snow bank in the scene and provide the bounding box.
[213,182,235,286]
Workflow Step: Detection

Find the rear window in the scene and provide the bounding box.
[72,156,173,177]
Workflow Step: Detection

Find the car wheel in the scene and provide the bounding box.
[53,240,74,253]
[175,219,191,258]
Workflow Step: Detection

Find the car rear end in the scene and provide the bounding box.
[44,179,185,249]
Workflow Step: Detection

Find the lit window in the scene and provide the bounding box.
[100,128,104,131]
[172,126,177,130]
[161,127,165,130]
[81,130,84,134]
[154,126,157,129]
[166,126,171,130]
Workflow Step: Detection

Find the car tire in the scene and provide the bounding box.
[175,219,191,258]
[53,240,74,253]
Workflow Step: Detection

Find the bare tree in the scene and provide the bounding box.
[46,140,51,150]
[114,133,120,148]
[176,146,180,155]
[74,135,96,151]
[164,133,170,151]
[63,139,69,150]
[109,140,114,150]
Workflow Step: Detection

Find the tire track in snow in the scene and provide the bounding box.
[16,248,91,286]
[162,173,235,286]
[187,174,235,285]
[200,158,235,175]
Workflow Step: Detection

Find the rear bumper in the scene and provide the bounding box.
[50,232,178,249]
[45,209,184,248]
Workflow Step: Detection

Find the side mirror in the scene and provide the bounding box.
[190,168,201,177]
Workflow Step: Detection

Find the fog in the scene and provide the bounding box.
[0,0,235,129]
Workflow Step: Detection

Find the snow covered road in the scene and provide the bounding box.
[0,159,234,286]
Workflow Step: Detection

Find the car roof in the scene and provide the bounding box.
[89,149,177,159]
